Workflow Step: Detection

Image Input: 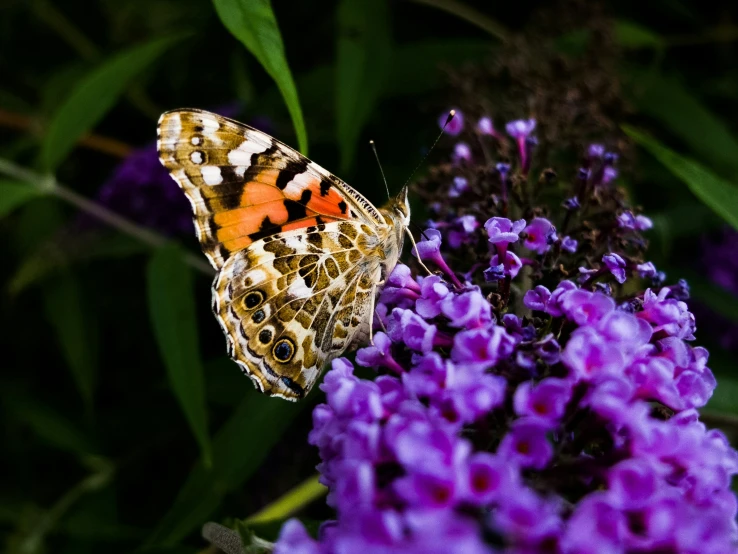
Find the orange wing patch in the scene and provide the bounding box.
[280,171,350,218]
[211,165,350,251]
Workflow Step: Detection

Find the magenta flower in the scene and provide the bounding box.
[439,108,464,135]
[513,377,571,423]
[412,229,463,288]
[490,251,523,279]
[476,116,494,135]
[453,142,471,163]
[355,332,404,375]
[440,289,491,328]
[637,261,658,279]
[603,252,627,284]
[448,176,468,198]
[523,285,552,311]
[484,217,526,244]
[560,288,616,326]
[416,275,450,319]
[523,217,556,254]
[588,143,605,159]
[447,214,478,248]
[498,419,554,469]
[505,118,536,139]
[618,210,653,231]
[451,326,515,372]
[561,235,578,253]
[505,118,537,174]
[462,452,517,504]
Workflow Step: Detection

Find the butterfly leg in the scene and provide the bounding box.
[368,280,387,345]
[404,228,434,276]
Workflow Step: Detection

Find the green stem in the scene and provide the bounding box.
[0,158,213,276]
[18,459,114,554]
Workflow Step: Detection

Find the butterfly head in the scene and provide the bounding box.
[389,186,411,227]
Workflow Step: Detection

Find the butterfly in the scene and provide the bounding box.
[157,108,419,401]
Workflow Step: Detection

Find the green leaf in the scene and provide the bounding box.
[336,0,391,172]
[3,391,99,455]
[707,367,738,416]
[40,35,184,170]
[245,474,326,525]
[408,0,509,41]
[558,20,663,55]
[624,125,738,231]
[11,195,65,254]
[62,491,145,540]
[213,0,308,155]
[147,389,308,546]
[11,233,148,295]
[237,518,322,544]
[614,21,664,50]
[147,244,211,466]
[43,271,98,409]
[648,204,722,259]
[630,72,738,174]
[0,180,43,218]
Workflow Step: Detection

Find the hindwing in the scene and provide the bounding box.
[212,222,382,400]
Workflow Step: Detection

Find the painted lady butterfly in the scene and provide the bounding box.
[157,109,415,401]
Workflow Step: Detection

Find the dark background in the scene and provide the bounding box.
[2,0,738,552]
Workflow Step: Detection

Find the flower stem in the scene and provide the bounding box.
[0,158,213,276]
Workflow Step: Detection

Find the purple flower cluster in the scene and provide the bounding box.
[274,112,738,553]
[95,145,194,236]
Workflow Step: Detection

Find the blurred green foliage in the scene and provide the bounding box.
[2,0,738,552]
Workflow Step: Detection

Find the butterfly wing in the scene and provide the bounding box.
[213,222,382,400]
[157,108,386,269]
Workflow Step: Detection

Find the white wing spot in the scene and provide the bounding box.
[248,269,266,285]
[288,277,313,299]
[168,113,182,137]
[284,237,303,250]
[190,151,203,164]
[200,116,220,136]
[191,136,201,146]
[201,166,223,185]
[283,171,315,198]
[228,139,269,166]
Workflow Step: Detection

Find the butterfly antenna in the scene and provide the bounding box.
[410,221,430,241]
[403,110,456,188]
[370,140,391,200]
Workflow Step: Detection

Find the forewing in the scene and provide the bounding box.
[157,108,386,269]
[212,221,381,400]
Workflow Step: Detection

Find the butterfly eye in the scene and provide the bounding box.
[245,291,265,309]
[273,339,295,362]
[258,329,272,344]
